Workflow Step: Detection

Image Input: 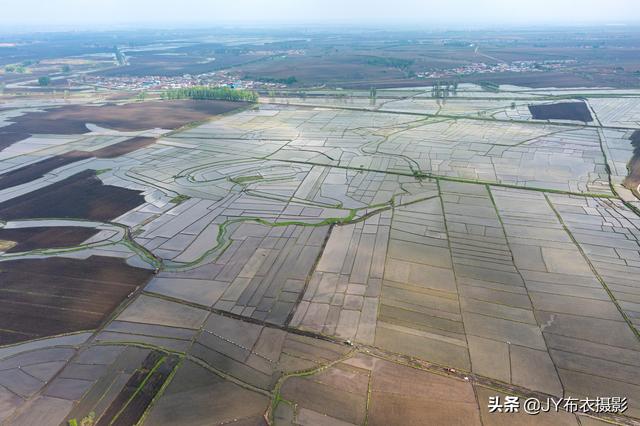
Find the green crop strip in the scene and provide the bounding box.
[108,356,168,426]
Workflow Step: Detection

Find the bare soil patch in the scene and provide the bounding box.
[0,132,31,150]
[92,136,156,158]
[0,226,99,253]
[0,152,87,191]
[528,102,593,122]
[0,137,156,190]
[0,169,145,221]
[0,255,152,345]
[0,100,246,150]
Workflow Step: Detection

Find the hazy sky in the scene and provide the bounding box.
[2,0,640,27]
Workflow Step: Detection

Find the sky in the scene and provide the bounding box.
[2,0,640,28]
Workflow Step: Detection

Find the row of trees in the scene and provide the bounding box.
[431,81,458,99]
[480,81,500,92]
[369,87,377,105]
[160,86,258,102]
[5,60,40,74]
[5,64,26,73]
[114,47,126,66]
[244,75,297,85]
[364,56,414,71]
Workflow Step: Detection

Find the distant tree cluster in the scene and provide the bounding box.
[38,76,51,86]
[364,56,414,71]
[161,86,258,102]
[4,60,39,74]
[5,65,26,73]
[443,40,471,47]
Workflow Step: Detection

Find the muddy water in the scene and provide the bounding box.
[528,101,593,122]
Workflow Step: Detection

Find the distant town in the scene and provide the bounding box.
[70,70,283,91]
[416,60,576,79]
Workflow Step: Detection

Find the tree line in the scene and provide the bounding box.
[160,86,258,102]
[364,56,414,71]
